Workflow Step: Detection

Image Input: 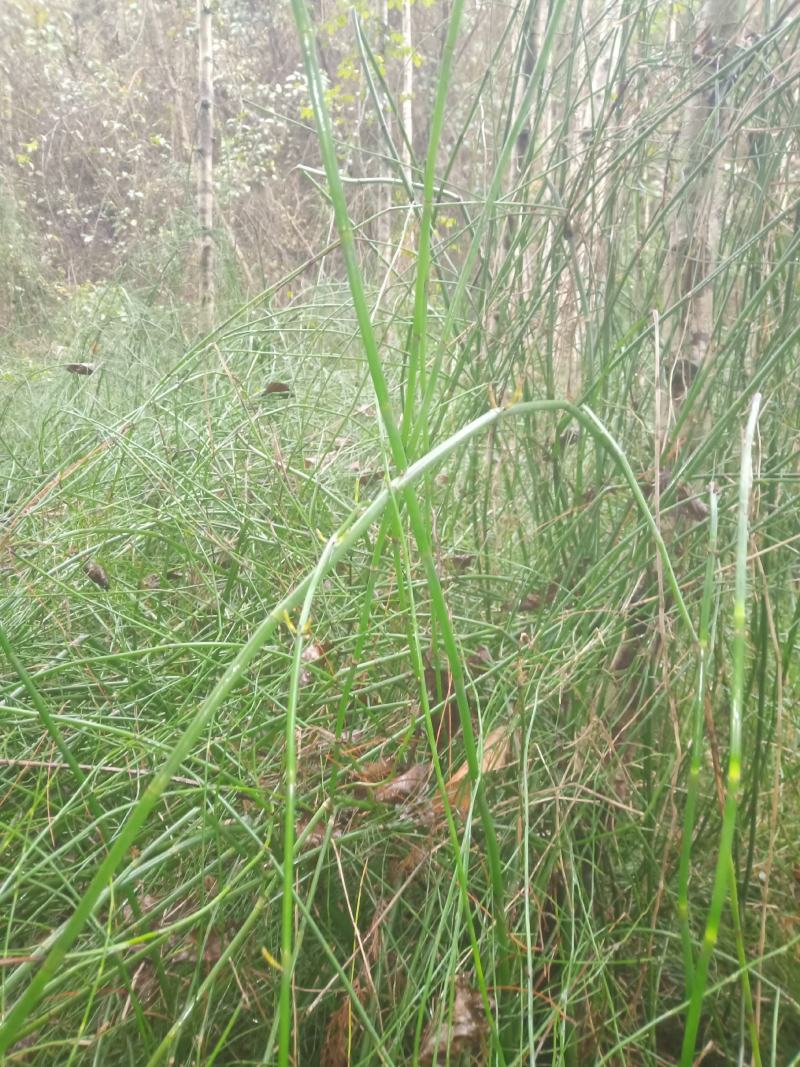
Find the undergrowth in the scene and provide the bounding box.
[1,0,799,1064]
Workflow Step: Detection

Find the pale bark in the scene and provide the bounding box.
[583,0,621,281]
[552,6,590,397]
[665,0,744,408]
[376,0,392,248]
[196,0,214,330]
[401,0,414,188]
[500,0,551,350]
[511,0,540,299]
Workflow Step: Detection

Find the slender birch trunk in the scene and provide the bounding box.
[511,0,539,300]
[552,4,588,397]
[376,0,392,248]
[401,0,414,188]
[500,0,550,347]
[196,0,214,331]
[665,0,744,414]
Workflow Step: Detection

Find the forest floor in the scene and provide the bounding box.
[0,289,797,1066]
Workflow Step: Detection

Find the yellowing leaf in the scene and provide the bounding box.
[261,946,282,971]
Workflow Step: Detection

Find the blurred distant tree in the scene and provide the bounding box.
[665,0,745,412]
[197,0,215,328]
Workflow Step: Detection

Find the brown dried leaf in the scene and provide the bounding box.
[420,977,489,1066]
[467,645,492,672]
[302,641,324,663]
[611,642,636,672]
[84,561,109,590]
[352,759,395,785]
[390,842,430,883]
[676,485,710,522]
[445,552,475,573]
[203,930,223,966]
[350,464,384,488]
[520,591,541,611]
[644,470,711,525]
[172,927,224,969]
[424,662,453,702]
[322,983,367,1067]
[8,1028,43,1055]
[295,812,343,852]
[321,996,350,1067]
[445,727,516,815]
[121,893,160,925]
[295,815,327,851]
[299,640,326,687]
[519,583,557,612]
[375,763,429,804]
[365,898,389,965]
[424,660,461,752]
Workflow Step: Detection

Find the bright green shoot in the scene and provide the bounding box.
[680,393,762,1066]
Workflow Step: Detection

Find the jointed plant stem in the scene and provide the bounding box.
[679,393,762,1066]
[402,0,466,446]
[278,537,338,1067]
[677,488,718,989]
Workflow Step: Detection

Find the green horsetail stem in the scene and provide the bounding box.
[677,488,718,988]
[402,0,466,445]
[287,1,515,1060]
[680,393,762,1066]
[278,537,338,1067]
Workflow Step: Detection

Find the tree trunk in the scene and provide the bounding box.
[401,0,414,188]
[665,0,744,412]
[376,0,392,248]
[511,0,540,300]
[196,0,214,331]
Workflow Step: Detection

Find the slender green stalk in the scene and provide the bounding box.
[288,0,509,1012]
[680,393,762,1066]
[402,0,466,444]
[289,0,401,462]
[727,857,762,1067]
[277,537,337,1067]
[332,512,392,741]
[413,0,570,453]
[677,487,719,988]
[0,621,102,810]
[388,492,505,1062]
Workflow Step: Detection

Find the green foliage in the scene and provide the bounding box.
[0,1,799,1065]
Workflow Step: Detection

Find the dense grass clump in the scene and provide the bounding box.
[1,1,799,1064]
